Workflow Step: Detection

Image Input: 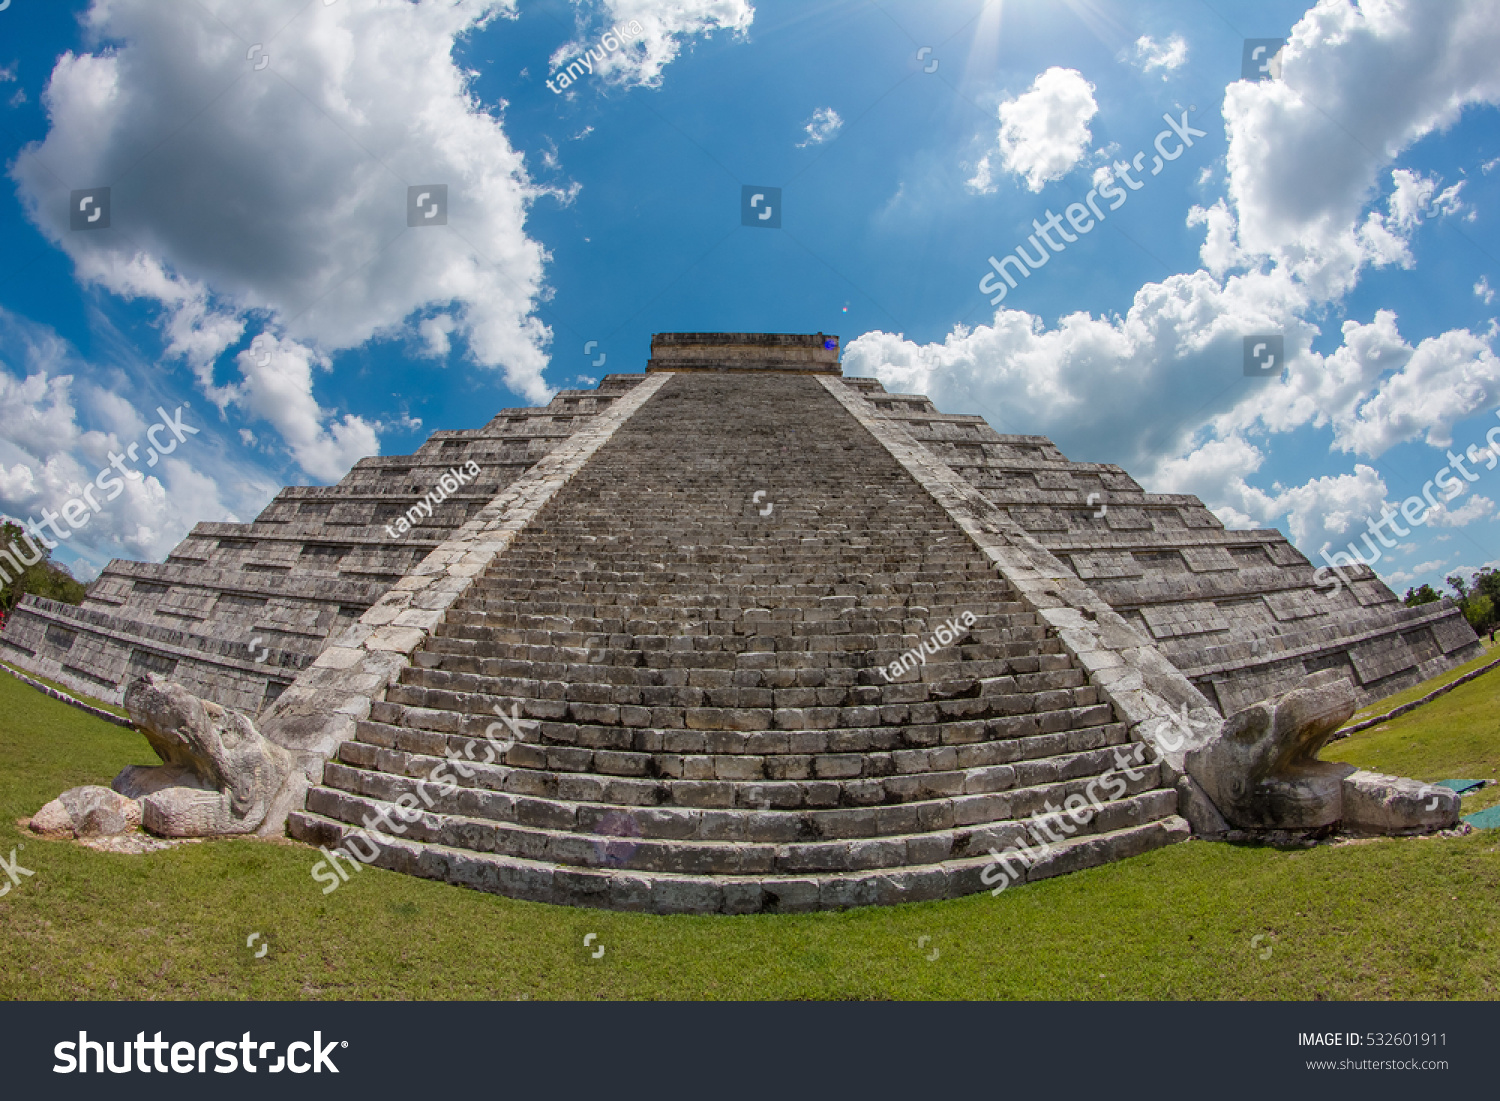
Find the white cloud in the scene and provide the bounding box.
[1186,200,1245,276]
[231,335,378,482]
[1203,311,1500,459]
[551,0,754,89]
[969,67,1098,194]
[1272,466,1392,555]
[1442,560,1500,586]
[419,314,458,359]
[0,314,274,575]
[383,412,424,435]
[1150,434,1274,528]
[1425,493,1495,528]
[848,294,1500,549]
[1384,559,1450,587]
[1378,169,1465,242]
[1131,35,1188,77]
[1432,182,1466,219]
[1387,168,1440,230]
[859,0,1500,568]
[1151,443,1390,564]
[11,0,560,487]
[796,106,843,148]
[1477,276,1496,304]
[1220,0,1500,296]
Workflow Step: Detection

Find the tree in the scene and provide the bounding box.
[1470,566,1500,609]
[1463,593,1494,633]
[1443,568,1497,634]
[1402,584,1441,606]
[0,522,87,615]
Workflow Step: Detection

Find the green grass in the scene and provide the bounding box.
[0,657,128,718]
[1,664,1497,1001]
[1325,643,1500,815]
[1343,638,1500,725]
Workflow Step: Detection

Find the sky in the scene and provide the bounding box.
[0,0,1498,598]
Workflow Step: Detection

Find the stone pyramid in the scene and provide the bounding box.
[3,333,1479,912]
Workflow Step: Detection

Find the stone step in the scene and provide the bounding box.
[450,572,1014,590]
[380,670,1093,728]
[422,626,1037,653]
[302,777,1176,875]
[418,631,1058,660]
[333,718,1136,803]
[321,747,1156,842]
[425,625,1056,655]
[359,701,1123,756]
[387,676,1086,715]
[286,808,1191,913]
[412,639,1069,680]
[392,664,1092,714]
[440,601,1025,625]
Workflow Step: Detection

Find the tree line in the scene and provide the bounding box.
[0,521,87,622]
[1403,567,1500,637]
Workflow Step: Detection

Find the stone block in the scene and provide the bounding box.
[1341,770,1459,834]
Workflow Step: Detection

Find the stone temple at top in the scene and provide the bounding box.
[1,332,1478,912]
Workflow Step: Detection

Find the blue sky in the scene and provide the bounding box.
[1,0,1498,596]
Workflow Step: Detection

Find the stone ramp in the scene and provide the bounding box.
[289,371,1188,911]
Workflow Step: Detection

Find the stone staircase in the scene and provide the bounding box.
[288,370,1188,912]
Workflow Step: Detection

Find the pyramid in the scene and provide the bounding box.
[2,333,1479,912]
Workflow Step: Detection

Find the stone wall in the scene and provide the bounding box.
[840,376,1482,712]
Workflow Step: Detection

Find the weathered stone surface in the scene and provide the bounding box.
[1174,774,1229,836]
[1342,770,1459,834]
[30,785,141,838]
[123,673,295,837]
[1184,670,1356,830]
[1180,671,1462,836]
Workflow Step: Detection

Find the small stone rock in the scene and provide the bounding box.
[28,799,75,837]
[1342,770,1459,834]
[30,785,141,838]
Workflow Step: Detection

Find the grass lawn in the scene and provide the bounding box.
[0,661,1497,1001]
[0,658,129,718]
[1343,637,1500,726]
[1327,640,1500,814]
